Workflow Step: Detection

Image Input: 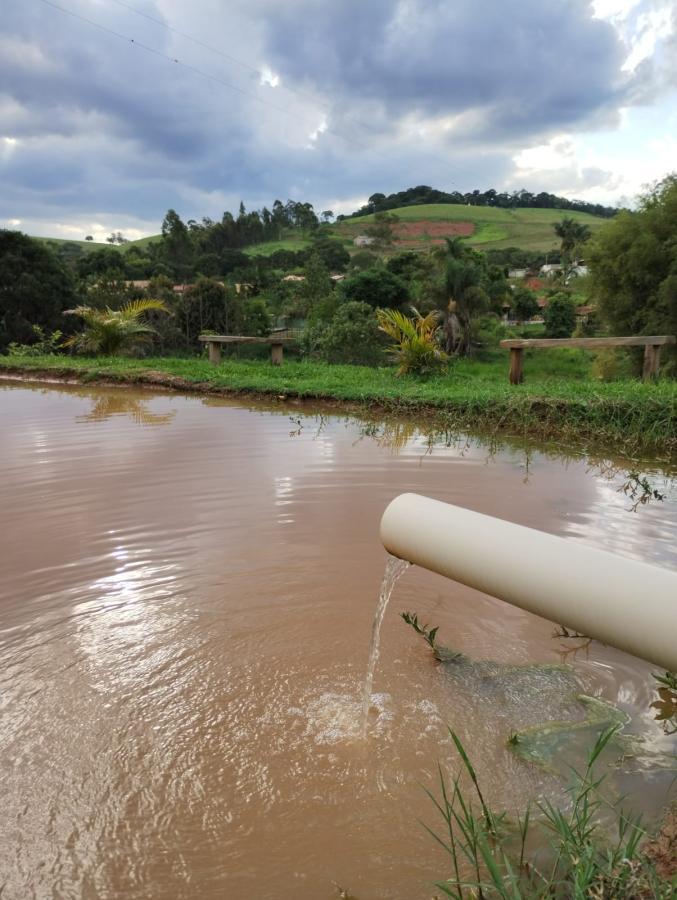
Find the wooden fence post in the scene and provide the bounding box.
[208,341,221,365]
[642,344,661,381]
[509,347,524,385]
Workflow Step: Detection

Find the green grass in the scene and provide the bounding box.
[2,352,675,457]
[243,236,312,256]
[336,204,608,252]
[37,234,161,254]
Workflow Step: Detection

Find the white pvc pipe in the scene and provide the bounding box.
[380,493,677,672]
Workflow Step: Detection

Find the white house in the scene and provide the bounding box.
[353,234,376,247]
[540,263,562,277]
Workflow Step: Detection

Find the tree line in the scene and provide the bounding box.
[341,185,618,219]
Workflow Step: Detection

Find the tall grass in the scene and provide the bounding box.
[426,727,675,898]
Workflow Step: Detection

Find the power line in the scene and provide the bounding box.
[36,0,351,142]
[107,0,329,111]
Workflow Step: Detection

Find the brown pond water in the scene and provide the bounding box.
[1,379,676,899]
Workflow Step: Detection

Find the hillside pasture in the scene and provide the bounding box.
[336,203,608,251]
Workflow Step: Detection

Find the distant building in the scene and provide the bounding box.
[508,268,527,279]
[282,274,305,282]
[540,264,562,277]
[353,235,376,247]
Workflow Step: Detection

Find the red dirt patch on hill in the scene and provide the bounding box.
[394,220,475,240]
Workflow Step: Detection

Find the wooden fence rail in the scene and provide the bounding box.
[499,335,676,384]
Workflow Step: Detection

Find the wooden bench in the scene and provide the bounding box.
[499,335,676,384]
[199,333,294,366]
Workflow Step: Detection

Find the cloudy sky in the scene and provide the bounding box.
[2,0,676,240]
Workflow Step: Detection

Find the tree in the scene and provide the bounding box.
[64,299,168,355]
[160,209,194,280]
[295,252,334,319]
[179,277,242,343]
[589,175,677,367]
[76,247,125,279]
[554,217,591,260]
[0,230,76,350]
[321,210,334,223]
[543,292,576,338]
[365,211,399,246]
[512,287,539,323]
[303,301,386,365]
[85,235,94,241]
[312,237,350,272]
[340,267,409,309]
[443,240,489,356]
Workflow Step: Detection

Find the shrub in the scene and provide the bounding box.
[340,267,410,309]
[303,301,386,365]
[6,325,63,357]
[376,307,447,376]
[544,292,576,338]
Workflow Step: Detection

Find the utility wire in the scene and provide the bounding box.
[107,0,329,111]
[36,0,353,143]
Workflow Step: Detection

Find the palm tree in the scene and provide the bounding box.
[376,307,446,375]
[444,252,488,356]
[554,217,591,260]
[64,298,168,355]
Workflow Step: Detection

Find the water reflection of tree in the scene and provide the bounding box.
[77,394,176,426]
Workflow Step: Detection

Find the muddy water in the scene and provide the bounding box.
[1,379,676,900]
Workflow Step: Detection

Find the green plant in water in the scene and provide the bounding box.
[401,611,439,650]
[376,306,447,376]
[652,671,677,736]
[426,727,674,898]
[63,298,168,356]
[619,472,666,512]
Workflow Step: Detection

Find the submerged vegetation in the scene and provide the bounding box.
[427,728,676,898]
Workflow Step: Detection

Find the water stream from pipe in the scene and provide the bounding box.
[361,554,410,737]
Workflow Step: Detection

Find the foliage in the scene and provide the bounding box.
[0,230,77,351]
[376,306,447,376]
[241,298,272,337]
[591,348,621,382]
[294,253,334,320]
[6,325,63,357]
[589,175,677,369]
[364,211,399,246]
[443,241,491,356]
[401,612,439,651]
[543,292,576,338]
[511,287,539,323]
[311,237,351,272]
[341,266,410,310]
[425,727,673,898]
[303,301,386,365]
[344,184,617,219]
[64,298,168,355]
[554,216,592,258]
[178,277,244,344]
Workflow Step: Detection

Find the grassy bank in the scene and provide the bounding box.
[1,353,675,457]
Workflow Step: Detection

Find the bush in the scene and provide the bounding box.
[6,325,63,357]
[376,307,447,376]
[302,301,386,365]
[544,292,576,338]
[340,267,410,309]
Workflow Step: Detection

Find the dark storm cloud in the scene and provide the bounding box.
[260,0,629,137]
[0,0,671,234]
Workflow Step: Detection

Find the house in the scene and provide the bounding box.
[508,268,527,279]
[540,264,562,277]
[353,234,376,247]
[282,274,305,282]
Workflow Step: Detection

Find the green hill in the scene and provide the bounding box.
[37,235,161,254]
[336,204,608,252]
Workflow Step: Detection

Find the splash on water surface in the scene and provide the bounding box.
[361,554,410,737]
